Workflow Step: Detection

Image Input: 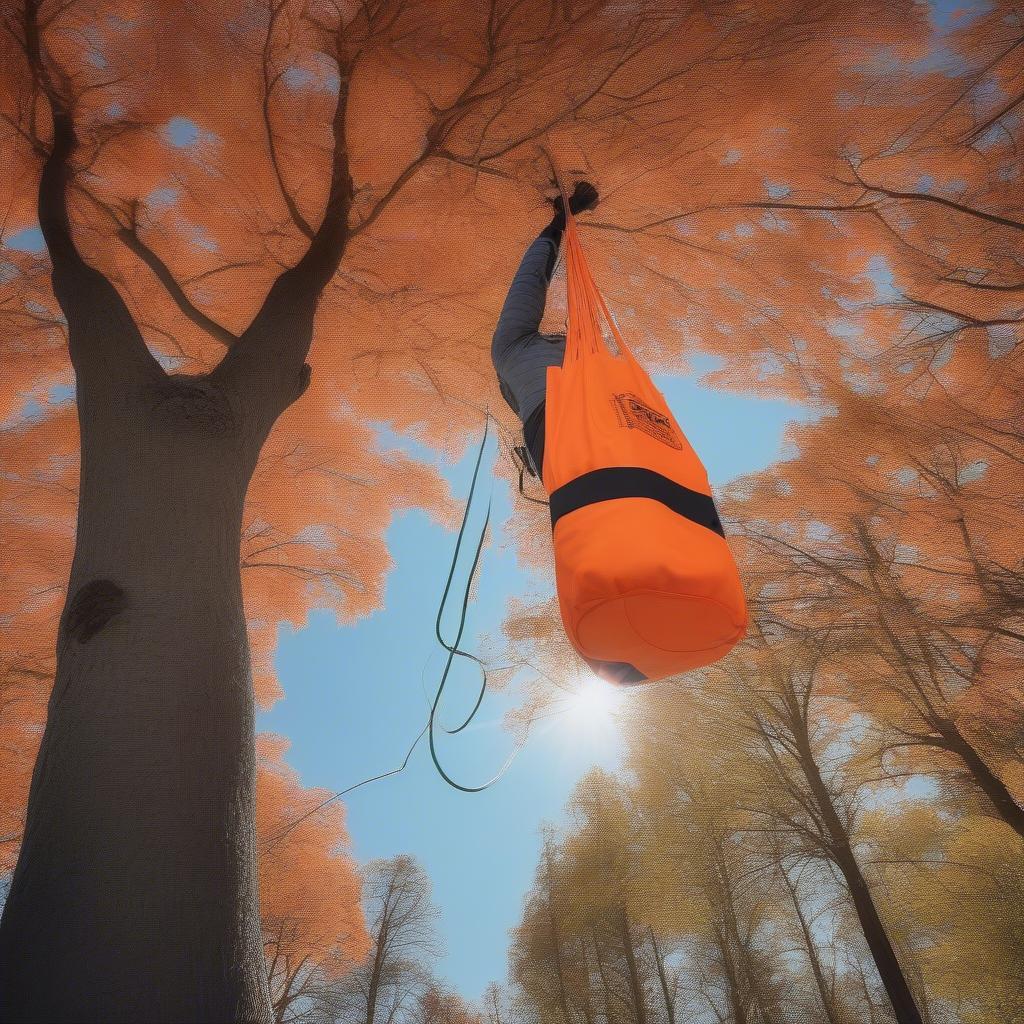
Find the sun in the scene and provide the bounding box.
[566,673,624,734]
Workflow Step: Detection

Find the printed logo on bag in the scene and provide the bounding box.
[613,393,683,449]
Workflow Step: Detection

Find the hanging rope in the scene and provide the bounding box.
[431,417,492,735]
[512,444,550,507]
[263,414,529,849]
[426,412,528,792]
[432,423,491,737]
[261,724,429,851]
[265,176,586,836]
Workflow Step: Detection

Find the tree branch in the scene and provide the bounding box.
[22,0,162,390]
[117,206,239,347]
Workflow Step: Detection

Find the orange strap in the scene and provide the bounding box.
[550,155,639,371]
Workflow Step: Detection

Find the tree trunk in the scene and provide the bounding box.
[714,847,773,1024]
[0,365,274,1022]
[616,909,648,1024]
[542,850,573,1024]
[570,935,596,1024]
[648,928,676,1024]
[831,847,921,1024]
[0,7,344,1016]
[716,925,749,1024]
[365,919,390,1024]
[939,724,1024,842]
[780,868,842,1024]
[592,929,620,1024]
[797,740,923,1024]
[548,907,573,1024]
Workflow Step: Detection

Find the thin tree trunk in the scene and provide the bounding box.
[797,737,923,1024]
[274,954,313,1024]
[939,724,1024,841]
[365,920,390,1024]
[542,843,573,1024]
[549,904,573,1024]
[780,868,842,1024]
[856,523,1024,843]
[648,928,676,1024]
[724,890,754,1019]
[487,986,505,1024]
[573,936,596,1024]
[713,843,775,1024]
[592,929,620,1024]
[616,908,648,1024]
[715,925,749,1024]
[855,959,886,1024]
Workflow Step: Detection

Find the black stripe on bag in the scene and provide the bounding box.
[549,467,725,537]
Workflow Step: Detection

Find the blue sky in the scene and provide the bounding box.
[924,0,991,32]
[259,365,819,1002]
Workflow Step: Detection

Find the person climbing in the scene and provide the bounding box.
[491,181,599,480]
[490,176,746,686]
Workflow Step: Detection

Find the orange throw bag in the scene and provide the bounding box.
[542,208,748,684]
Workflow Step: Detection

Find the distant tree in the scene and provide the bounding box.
[411,982,482,1024]
[256,736,369,1024]
[560,774,658,1024]
[316,855,441,1024]
[508,837,582,1024]
[627,741,794,1024]
[739,415,1024,843]
[713,638,927,1024]
[481,983,507,1024]
[861,804,1024,1023]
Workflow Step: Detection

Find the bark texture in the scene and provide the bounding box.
[0,359,274,1022]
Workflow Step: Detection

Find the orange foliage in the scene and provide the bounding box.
[415,984,483,1024]
[256,734,369,995]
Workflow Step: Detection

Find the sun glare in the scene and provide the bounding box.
[566,673,624,733]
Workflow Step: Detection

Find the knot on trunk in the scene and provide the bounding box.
[65,579,128,644]
[148,376,236,436]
